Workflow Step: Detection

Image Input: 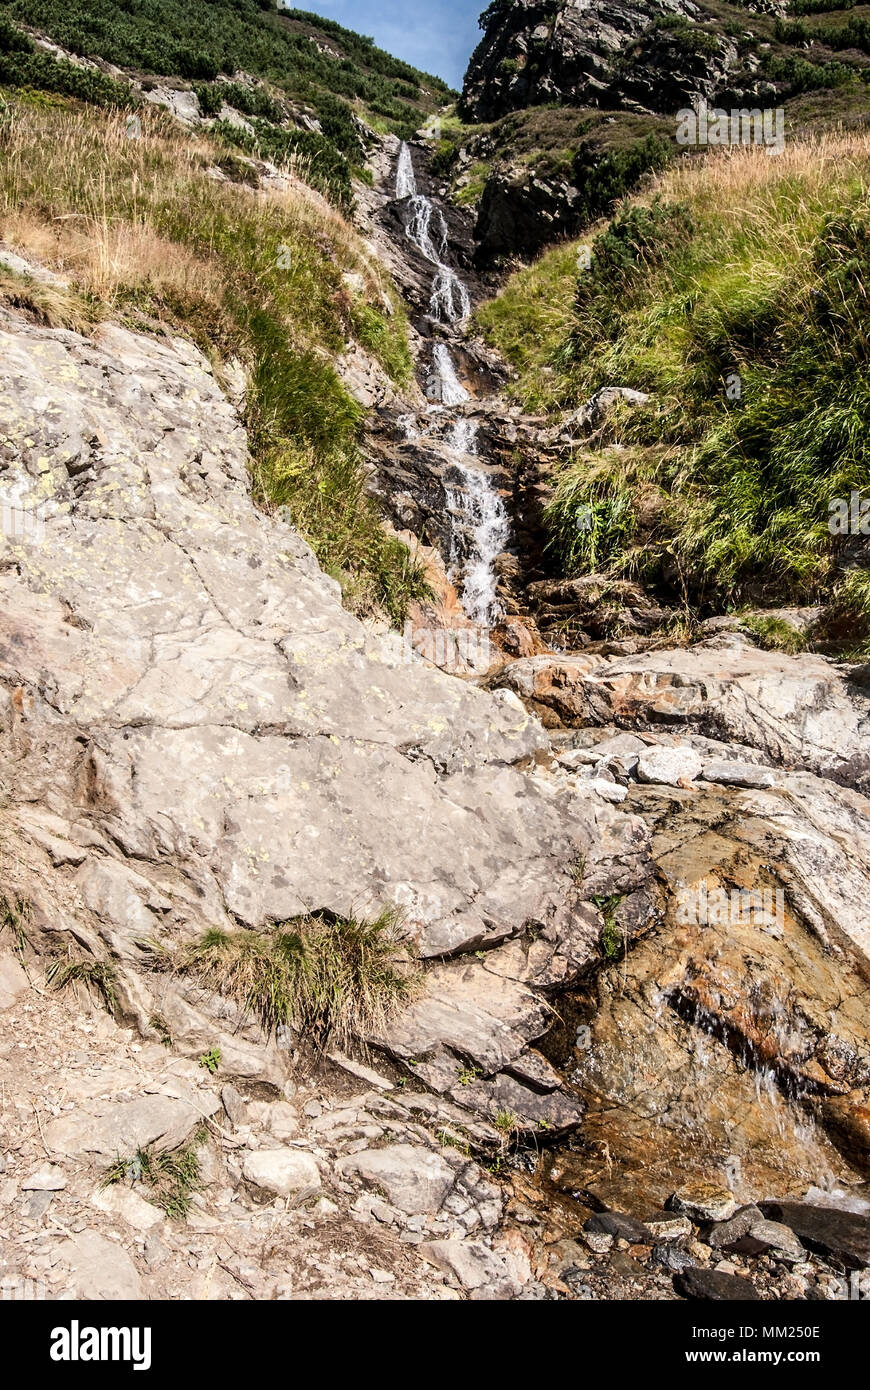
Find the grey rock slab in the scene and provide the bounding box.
[0,307,661,1149]
[241,1149,321,1199]
[636,745,704,786]
[21,1165,66,1192]
[55,1231,144,1300]
[759,1201,870,1269]
[701,759,777,789]
[418,1237,518,1293]
[44,1087,220,1160]
[336,1143,458,1215]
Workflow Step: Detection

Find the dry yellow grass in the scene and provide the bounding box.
[0,101,401,350]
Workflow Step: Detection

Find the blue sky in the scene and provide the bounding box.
[287,1,484,89]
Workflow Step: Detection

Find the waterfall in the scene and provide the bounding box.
[394,142,470,326]
[395,141,416,200]
[446,419,510,628]
[430,343,468,407]
[394,141,510,628]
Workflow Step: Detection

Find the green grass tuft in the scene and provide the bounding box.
[45,956,117,1014]
[181,909,420,1052]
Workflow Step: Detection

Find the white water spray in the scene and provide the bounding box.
[395,142,471,326]
[430,343,469,407]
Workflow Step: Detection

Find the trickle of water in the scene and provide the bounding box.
[430,266,471,325]
[397,413,421,442]
[393,142,511,627]
[448,417,478,455]
[395,141,417,200]
[445,420,510,627]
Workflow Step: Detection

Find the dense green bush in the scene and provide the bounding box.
[0,44,134,106]
[760,52,860,94]
[776,14,870,56]
[570,134,673,230]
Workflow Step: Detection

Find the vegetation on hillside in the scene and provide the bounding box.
[0,1,455,211]
[0,0,452,128]
[476,133,870,649]
[0,95,427,623]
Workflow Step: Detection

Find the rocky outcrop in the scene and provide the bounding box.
[490,637,870,791]
[0,290,659,1142]
[461,0,777,122]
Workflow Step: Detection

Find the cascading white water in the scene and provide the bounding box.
[395,140,416,200]
[394,141,509,627]
[394,142,470,326]
[445,419,510,627]
[430,343,469,407]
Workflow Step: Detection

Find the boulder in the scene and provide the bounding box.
[759,1201,870,1270]
[336,1144,456,1216]
[241,1149,321,1200]
[55,1231,144,1300]
[675,1267,760,1301]
[637,746,703,787]
[668,1183,739,1223]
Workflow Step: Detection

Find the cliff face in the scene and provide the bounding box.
[452,0,870,260]
[461,0,692,120]
[461,0,734,121]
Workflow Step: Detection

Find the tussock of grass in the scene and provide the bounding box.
[741,614,808,653]
[181,909,420,1051]
[0,892,31,954]
[0,97,426,623]
[479,133,870,640]
[45,956,118,1014]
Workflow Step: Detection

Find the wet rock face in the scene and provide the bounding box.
[542,763,870,1211]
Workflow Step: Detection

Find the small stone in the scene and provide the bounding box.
[700,759,776,789]
[584,1230,613,1255]
[652,1242,695,1273]
[675,1267,761,1301]
[221,1084,248,1126]
[585,1210,652,1244]
[645,1212,692,1243]
[637,746,703,787]
[669,1182,739,1223]
[589,778,628,803]
[22,1191,54,1220]
[303,1100,322,1119]
[369,1268,395,1283]
[21,1165,66,1192]
[242,1149,321,1199]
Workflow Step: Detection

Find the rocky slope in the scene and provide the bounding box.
[2,5,870,1302]
[445,0,870,258]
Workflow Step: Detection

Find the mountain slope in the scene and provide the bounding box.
[475,128,870,646]
[432,0,870,259]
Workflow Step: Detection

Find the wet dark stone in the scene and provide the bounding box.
[674,1267,761,1301]
[652,1242,695,1273]
[585,1210,653,1244]
[759,1201,870,1270]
